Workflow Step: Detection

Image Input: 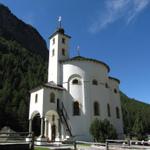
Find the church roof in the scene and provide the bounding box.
[109,76,120,84]
[30,82,65,93]
[49,28,71,39]
[61,56,110,72]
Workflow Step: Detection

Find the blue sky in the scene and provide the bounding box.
[0,0,150,104]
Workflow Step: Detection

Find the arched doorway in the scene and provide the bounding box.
[51,124,56,141]
[32,113,41,136]
[45,110,59,141]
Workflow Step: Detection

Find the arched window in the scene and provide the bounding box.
[94,101,100,116]
[92,79,98,85]
[50,92,55,103]
[116,107,120,119]
[35,94,38,103]
[107,104,111,117]
[72,79,81,85]
[73,101,80,116]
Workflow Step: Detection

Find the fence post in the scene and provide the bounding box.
[31,132,34,150]
[127,139,130,146]
[106,141,108,150]
[74,141,77,150]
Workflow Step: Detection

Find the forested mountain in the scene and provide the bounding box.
[0,3,149,137]
[121,93,150,138]
[0,4,48,58]
[0,3,48,131]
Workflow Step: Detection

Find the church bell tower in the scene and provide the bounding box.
[48,17,71,85]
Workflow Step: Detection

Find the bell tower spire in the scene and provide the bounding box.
[48,18,71,85]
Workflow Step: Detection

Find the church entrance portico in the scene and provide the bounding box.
[45,110,61,141]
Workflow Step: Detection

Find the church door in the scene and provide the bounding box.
[51,124,56,141]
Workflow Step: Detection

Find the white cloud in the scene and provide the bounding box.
[89,0,150,33]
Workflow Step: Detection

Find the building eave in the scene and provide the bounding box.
[60,56,110,72]
[29,82,65,93]
[109,76,120,84]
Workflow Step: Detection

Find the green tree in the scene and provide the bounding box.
[132,114,145,140]
[90,118,117,142]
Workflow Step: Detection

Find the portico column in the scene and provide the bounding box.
[58,118,61,139]
[29,119,32,133]
[40,117,45,137]
[45,118,48,137]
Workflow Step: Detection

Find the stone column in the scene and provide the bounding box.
[40,117,45,137]
[29,119,32,133]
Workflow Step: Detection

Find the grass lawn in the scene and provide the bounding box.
[34,147,50,150]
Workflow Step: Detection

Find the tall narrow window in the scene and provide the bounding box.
[116,107,120,119]
[92,79,98,85]
[52,49,55,56]
[52,38,55,45]
[105,83,109,88]
[73,101,80,116]
[107,104,111,117]
[94,101,100,116]
[35,94,38,103]
[62,48,65,56]
[50,92,55,103]
[62,38,65,44]
[114,88,118,94]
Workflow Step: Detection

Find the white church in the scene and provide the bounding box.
[28,21,124,142]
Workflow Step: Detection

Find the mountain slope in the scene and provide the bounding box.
[120,92,150,137]
[0,4,48,58]
[0,36,47,131]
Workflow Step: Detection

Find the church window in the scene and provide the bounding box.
[52,49,55,56]
[35,94,38,103]
[116,107,120,119]
[62,38,65,44]
[72,79,81,85]
[62,48,65,56]
[107,104,111,117]
[50,92,55,103]
[114,88,118,94]
[73,101,80,116]
[94,101,100,116]
[92,79,98,85]
[52,38,55,45]
[105,83,109,88]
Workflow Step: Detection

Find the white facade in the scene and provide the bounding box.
[29,27,124,142]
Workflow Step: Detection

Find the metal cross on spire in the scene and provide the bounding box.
[58,16,62,28]
[77,45,80,56]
